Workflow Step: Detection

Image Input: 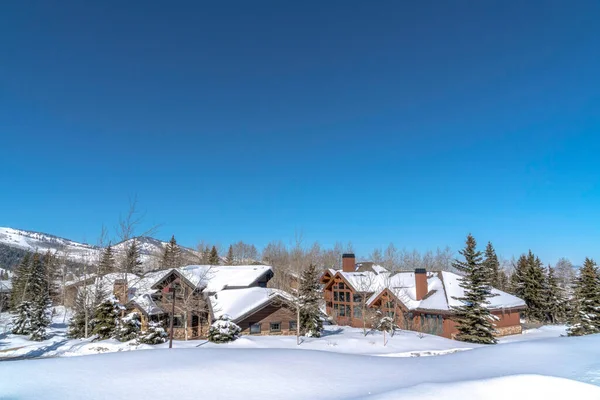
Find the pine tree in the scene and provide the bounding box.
[544,266,567,324]
[10,254,31,309]
[42,250,60,302]
[298,264,323,337]
[28,253,52,341]
[162,235,181,269]
[450,234,497,344]
[12,301,33,335]
[567,258,600,336]
[137,321,168,344]
[92,299,120,340]
[483,242,501,288]
[98,245,116,276]
[521,251,547,322]
[68,288,93,339]
[202,246,211,264]
[209,246,220,265]
[226,245,235,265]
[509,254,528,297]
[116,312,142,342]
[208,315,241,343]
[122,239,143,274]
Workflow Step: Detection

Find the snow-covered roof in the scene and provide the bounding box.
[130,293,163,316]
[336,269,525,312]
[440,271,526,310]
[209,287,293,323]
[0,280,12,293]
[175,265,273,293]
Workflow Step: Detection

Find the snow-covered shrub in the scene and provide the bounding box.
[116,312,142,342]
[375,315,398,335]
[137,321,168,345]
[208,315,241,343]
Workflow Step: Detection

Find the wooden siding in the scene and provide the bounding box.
[238,303,297,336]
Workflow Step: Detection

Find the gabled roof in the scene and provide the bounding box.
[329,269,526,313]
[153,265,273,293]
[209,287,294,323]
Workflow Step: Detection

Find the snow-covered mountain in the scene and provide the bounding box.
[0,227,198,270]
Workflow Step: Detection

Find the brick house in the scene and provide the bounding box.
[322,254,526,339]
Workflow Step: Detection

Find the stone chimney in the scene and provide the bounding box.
[113,279,128,304]
[415,268,427,301]
[342,253,356,272]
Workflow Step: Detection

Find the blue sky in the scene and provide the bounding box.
[1,1,599,264]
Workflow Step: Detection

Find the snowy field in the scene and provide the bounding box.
[1,308,600,399]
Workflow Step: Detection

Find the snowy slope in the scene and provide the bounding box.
[1,334,600,399]
[0,227,199,270]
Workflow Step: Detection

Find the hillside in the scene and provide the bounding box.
[0,227,199,271]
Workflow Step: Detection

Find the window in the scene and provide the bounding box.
[270,322,281,332]
[385,301,395,309]
[353,306,362,318]
[353,294,362,303]
[339,305,345,317]
[345,292,351,302]
[346,305,351,317]
[173,315,183,328]
[339,282,345,289]
[334,303,339,311]
[386,311,395,318]
[250,323,261,334]
[334,292,339,301]
[289,320,297,331]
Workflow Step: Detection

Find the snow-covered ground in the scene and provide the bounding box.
[2,333,600,399]
[0,307,566,360]
[2,308,598,399]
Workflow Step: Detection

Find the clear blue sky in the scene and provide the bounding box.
[1,1,599,264]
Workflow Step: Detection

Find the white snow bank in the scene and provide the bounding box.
[369,375,600,399]
[2,334,600,399]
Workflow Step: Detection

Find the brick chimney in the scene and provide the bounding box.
[415,268,428,300]
[342,253,356,272]
[113,279,128,304]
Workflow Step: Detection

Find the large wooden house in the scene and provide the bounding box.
[321,254,526,339]
[71,265,297,340]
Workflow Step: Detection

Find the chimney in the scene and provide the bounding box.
[415,268,427,301]
[342,253,356,272]
[113,279,128,304]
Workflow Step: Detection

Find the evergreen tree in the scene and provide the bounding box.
[509,254,528,297]
[122,239,143,275]
[28,253,52,341]
[12,301,33,335]
[68,288,93,339]
[202,246,211,264]
[137,321,168,344]
[521,251,547,321]
[208,246,220,265]
[208,315,241,343]
[567,258,600,336]
[298,264,323,337]
[98,245,116,276]
[483,242,501,288]
[92,298,120,340]
[42,250,60,302]
[226,245,235,265]
[450,234,497,344]
[10,254,31,309]
[162,235,181,269]
[116,312,142,342]
[544,266,567,324]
